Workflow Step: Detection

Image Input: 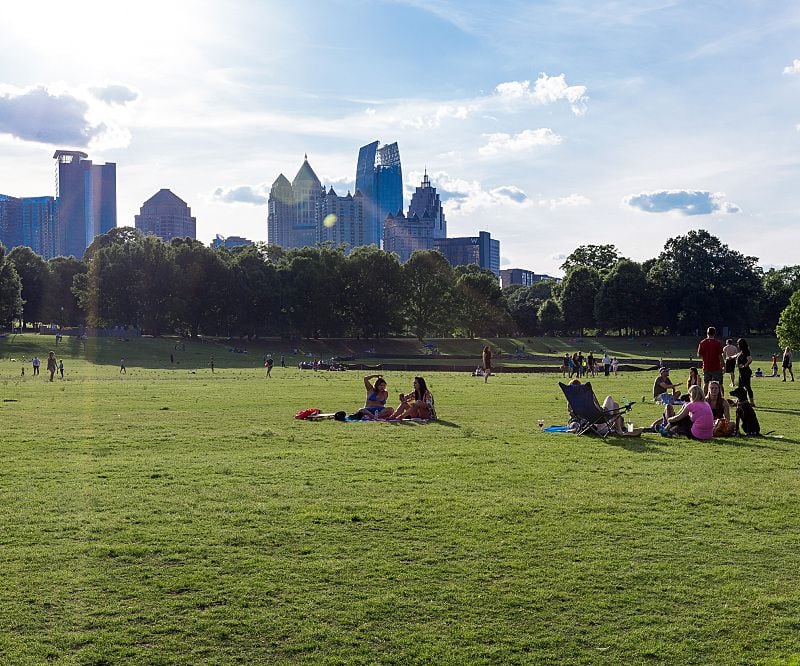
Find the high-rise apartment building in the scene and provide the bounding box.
[0,195,22,250]
[22,197,58,259]
[53,150,116,258]
[267,156,325,249]
[134,189,196,242]
[319,187,366,251]
[355,140,402,247]
[383,172,446,263]
[0,195,58,259]
[434,231,500,276]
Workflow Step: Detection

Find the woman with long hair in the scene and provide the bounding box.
[664,385,714,440]
[705,380,730,421]
[351,374,394,420]
[392,376,436,420]
[735,338,754,406]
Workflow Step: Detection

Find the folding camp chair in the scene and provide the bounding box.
[559,381,634,437]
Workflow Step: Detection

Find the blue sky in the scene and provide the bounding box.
[1,0,798,274]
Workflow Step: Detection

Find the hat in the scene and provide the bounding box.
[659,366,670,374]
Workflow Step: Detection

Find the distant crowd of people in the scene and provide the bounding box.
[561,351,619,378]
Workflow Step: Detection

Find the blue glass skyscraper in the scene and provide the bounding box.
[355,140,402,247]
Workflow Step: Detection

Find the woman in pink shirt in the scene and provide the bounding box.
[665,385,714,440]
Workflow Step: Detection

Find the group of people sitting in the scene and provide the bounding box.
[349,374,436,421]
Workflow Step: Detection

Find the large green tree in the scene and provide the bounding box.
[538,298,563,335]
[560,265,601,335]
[0,244,23,327]
[171,238,232,337]
[7,246,50,328]
[776,290,800,349]
[761,266,800,332]
[647,230,763,334]
[560,244,621,276]
[505,282,553,335]
[341,245,403,337]
[43,256,87,326]
[400,250,455,339]
[453,265,508,337]
[594,259,649,334]
[229,247,282,338]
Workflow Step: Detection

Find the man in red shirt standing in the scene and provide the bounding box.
[697,326,724,391]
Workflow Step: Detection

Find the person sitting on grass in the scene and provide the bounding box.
[350,374,394,420]
[660,385,714,440]
[679,366,700,400]
[705,380,730,422]
[391,376,436,421]
[653,366,681,401]
[566,379,645,437]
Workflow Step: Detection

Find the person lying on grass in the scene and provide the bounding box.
[350,374,395,420]
[660,385,714,440]
[566,379,645,437]
[391,376,436,421]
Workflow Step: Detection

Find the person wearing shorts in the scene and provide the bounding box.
[723,338,738,387]
[697,326,724,391]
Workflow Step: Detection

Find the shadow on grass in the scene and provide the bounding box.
[605,435,670,453]
[754,407,800,417]
[389,419,460,427]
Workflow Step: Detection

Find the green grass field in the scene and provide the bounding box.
[1,335,799,664]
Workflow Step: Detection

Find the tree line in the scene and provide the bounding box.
[0,228,799,344]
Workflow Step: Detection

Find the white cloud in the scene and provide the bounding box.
[494,73,589,116]
[550,253,568,261]
[421,170,532,213]
[213,184,269,205]
[0,83,132,149]
[538,193,591,209]
[624,189,740,215]
[89,84,139,105]
[783,59,800,74]
[478,128,562,156]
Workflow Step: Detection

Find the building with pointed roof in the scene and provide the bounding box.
[383,172,446,263]
[267,156,327,249]
[134,189,196,242]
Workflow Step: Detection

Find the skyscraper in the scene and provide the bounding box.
[0,195,58,259]
[291,156,324,249]
[134,189,196,242]
[267,174,294,248]
[319,187,366,251]
[53,150,116,258]
[434,231,500,277]
[0,195,21,250]
[21,197,58,260]
[355,140,402,247]
[267,156,326,249]
[383,172,446,263]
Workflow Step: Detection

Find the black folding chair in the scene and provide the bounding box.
[559,381,634,437]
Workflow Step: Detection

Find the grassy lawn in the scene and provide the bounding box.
[1,335,799,664]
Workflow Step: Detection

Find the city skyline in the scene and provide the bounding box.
[1,1,799,274]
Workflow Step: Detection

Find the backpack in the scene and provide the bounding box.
[736,402,760,436]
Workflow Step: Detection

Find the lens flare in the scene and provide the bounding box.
[323,214,337,228]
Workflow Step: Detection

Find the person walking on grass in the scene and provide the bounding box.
[770,353,779,377]
[783,347,794,382]
[697,326,724,392]
[120,358,126,374]
[265,355,274,378]
[46,351,58,382]
[481,346,492,383]
[723,338,738,387]
[58,359,64,379]
[210,356,215,373]
[32,356,40,376]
